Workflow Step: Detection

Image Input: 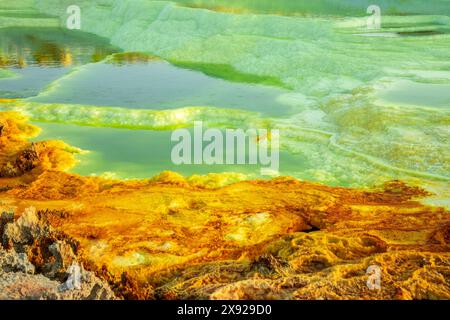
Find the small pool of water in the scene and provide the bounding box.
[30,56,294,117]
[376,79,450,108]
[31,121,303,180]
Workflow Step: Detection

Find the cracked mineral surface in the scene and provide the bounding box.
[0,112,449,300]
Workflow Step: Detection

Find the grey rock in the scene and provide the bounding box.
[58,268,117,300]
[0,250,35,274]
[2,207,51,250]
[0,206,117,300]
[0,210,14,242]
[0,271,59,300]
[45,240,77,279]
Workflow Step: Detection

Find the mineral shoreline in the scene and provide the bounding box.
[0,111,449,300]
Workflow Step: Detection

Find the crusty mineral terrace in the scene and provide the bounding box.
[0,111,449,299]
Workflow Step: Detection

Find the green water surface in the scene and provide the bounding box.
[0,0,448,195]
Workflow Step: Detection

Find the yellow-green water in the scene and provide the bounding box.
[0,0,449,202]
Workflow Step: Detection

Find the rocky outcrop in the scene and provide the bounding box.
[0,142,74,178]
[0,249,35,274]
[0,257,117,300]
[7,144,40,177]
[2,206,51,250]
[0,112,77,179]
[0,271,60,300]
[0,207,117,300]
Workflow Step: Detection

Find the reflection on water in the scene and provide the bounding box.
[0,27,119,98]
[107,52,161,66]
[0,27,118,68]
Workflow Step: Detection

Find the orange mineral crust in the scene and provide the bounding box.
[0,111,449,300]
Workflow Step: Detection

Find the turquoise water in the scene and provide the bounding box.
[376,80,450,108]
[0,0,449,196]
[30,57,293,116]
[31,121,302,180]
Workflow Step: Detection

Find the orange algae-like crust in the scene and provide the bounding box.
[0,111,449,300]
[0,112,78,181]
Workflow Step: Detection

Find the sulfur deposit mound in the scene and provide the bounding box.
[0,111,449,300]
[0,112,78,181]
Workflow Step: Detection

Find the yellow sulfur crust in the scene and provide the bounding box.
[0,111,449,300]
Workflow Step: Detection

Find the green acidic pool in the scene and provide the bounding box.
[0,0,448,198]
